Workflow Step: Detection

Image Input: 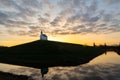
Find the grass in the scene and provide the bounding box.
[0,40,105,68]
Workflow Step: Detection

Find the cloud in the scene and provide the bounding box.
[50,16,66,27]
[105,0,120,5]
[44,13,50,17]
[0,0,18,10]
[0,11,9,25]
[38,17,49,25]
[46,64,120,80]
[0,0,120,36]
[8,63,120,80]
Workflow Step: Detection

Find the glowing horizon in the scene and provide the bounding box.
[1,32,120,47]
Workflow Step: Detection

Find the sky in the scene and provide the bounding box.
[0,0,120,46]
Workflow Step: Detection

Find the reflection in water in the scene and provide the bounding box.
[0,52,120,80]
[47,64,120,80]
[0,63,21,72]
[90,51,120,64]
[45,52,120,80]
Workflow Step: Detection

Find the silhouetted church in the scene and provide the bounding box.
[40,31,48,40]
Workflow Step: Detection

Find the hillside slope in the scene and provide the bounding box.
[0,40,104,68]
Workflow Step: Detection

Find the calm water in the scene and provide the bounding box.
[0,51,120,80]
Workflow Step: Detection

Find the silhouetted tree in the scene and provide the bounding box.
[93,42,96,47]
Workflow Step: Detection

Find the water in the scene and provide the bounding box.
[45,52,120,80]
[0,51,120,80]
[90,51,120,64]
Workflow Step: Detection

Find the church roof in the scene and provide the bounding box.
[41,34,47,37]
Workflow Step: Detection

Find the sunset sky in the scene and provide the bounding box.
[0,0,120,46]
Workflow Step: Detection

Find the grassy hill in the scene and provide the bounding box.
[0,40,105,68]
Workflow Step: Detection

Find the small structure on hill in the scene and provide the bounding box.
[40,31,48,40]
[93,42,96,47]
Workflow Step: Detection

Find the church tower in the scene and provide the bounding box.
[40,31,48,40]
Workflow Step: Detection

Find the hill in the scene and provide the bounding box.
[0,40,105,68]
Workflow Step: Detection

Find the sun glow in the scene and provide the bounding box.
[0,35,38,47]
[0,32,120,47]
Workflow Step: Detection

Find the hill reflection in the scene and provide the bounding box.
[42,52,120,80]
[0,52,119,80]
[47,63,120,80]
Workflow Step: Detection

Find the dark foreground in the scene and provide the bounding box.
[0,40,119,79]
[0,71,29,80]
[0,40,119,68]
[0,40,107,68]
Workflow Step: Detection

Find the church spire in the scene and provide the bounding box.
[41,31,43,34]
